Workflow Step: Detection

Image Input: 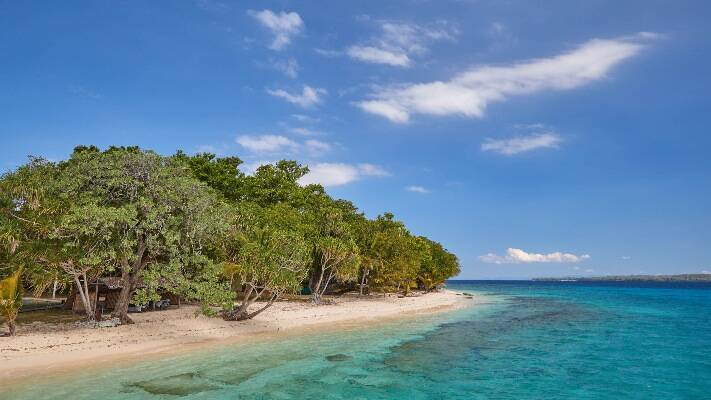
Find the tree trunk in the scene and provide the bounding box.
[72,275,95,321]
[113,280,134,324]
[359,267,369,296]
[52,279,58,299]
[246,294,278,319]
[310,266,326,304]
[7,319,16,336]
[223,293,278,321]
[112,240,148,324]
[112,267,135,324]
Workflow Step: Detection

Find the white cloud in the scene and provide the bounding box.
[291,114,320,123]
[272,58,299,78]
[584,269,595,273]
[299,163,360,187]
[236,134,298,154]
[621,256,632,260]
[347,21,457,67]
[482,132,562,155]
[299,163,389,187]
[514,123,546,130]
[406,185,430,193]
[236,134,333,157]
[304,139,331,156]
[358,163,390,177]
[358,33,656,122]
[248,9,304,50]
[290,127,322,136]
[358,100,410,123]
[267,85,326,107]
[479,248,591,264]
[347,46,411,67]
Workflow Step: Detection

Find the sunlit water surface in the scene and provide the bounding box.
[4,281,711,399]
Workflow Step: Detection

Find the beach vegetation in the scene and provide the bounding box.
[0,146,462,332]
[0,268,23,336]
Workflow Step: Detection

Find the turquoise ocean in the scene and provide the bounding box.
[4,281,711,399]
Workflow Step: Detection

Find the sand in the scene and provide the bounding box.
[0,290,475,383]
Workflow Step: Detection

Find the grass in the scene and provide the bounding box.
[1,308,82,325]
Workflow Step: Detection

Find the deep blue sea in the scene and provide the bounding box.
[5,281,711,399]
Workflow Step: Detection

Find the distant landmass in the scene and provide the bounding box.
[534,274,711,282]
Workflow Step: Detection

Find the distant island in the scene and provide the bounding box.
[534,274,711,282]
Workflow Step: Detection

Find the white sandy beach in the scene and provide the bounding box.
[0,290,475,383]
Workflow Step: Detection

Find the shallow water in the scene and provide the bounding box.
[4,281,711,399]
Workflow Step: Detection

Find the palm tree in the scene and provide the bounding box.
[0,268,23,336]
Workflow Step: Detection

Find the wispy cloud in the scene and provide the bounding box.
[357,33,657,123]
[69,85,102,99]
[299,163,389,187]
[304,139,331,156]
[248,9,304,50]
[346,20,458,67]
[236,134,332,157]
[406,185,430,193]
[271,58,299,78]
[481,132,562,155]
[347,46,411,67]
[290,127,322,136]
[267,85,326,107]
[236,134,298,153]
[291,114,320,124]
[480,248,590,264]
[358,163,390,177]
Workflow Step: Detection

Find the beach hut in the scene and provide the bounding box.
[67,277,181,315]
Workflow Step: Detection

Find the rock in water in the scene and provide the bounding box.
[326,354,353,362]
[127,372,219,396]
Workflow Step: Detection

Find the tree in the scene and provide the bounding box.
[0,268,23,336]
[418,239,460,291]
[173,151,244,202]
[57,147,228,323]
[2,147,229,324]
[236,160,318,208]
[218,204,310,320]
[307,203,360,304]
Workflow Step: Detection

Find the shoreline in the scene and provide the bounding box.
[0,290,475,384]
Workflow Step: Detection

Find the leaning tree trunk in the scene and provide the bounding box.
[223,287,278,321]
[64,264,95,322]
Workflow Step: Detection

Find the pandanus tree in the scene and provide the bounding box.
[220,204,310,321]
[0,268,23,337]
[307,204,360,304]
[0,156,108,320]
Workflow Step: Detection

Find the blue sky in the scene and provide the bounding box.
[1,1,710,279]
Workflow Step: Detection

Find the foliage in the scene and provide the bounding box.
[0,268,23,336]
[219,203,311,320]
[0,146,462,333]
